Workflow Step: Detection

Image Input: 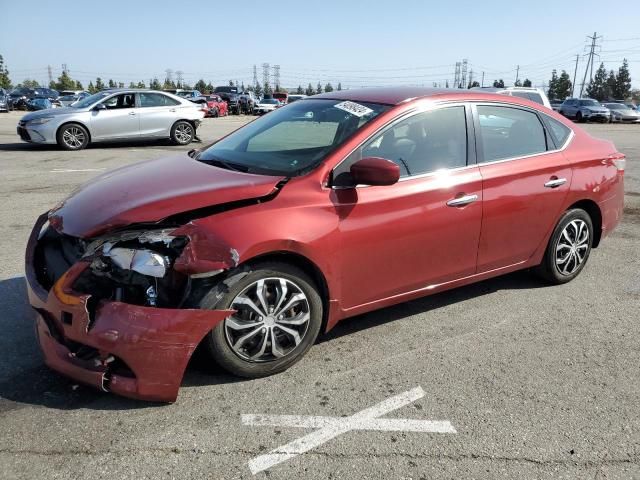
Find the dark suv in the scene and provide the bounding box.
[213,86,242,115]
[9,87,59,110]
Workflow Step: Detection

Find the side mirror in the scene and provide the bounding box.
[93,103,107,111]
[349,157,400,186]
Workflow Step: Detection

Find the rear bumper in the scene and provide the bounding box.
[26,214,232,402]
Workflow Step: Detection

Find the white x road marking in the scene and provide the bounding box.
[243,386,456,474]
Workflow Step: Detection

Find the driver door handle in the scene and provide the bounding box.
[544,177,567,188]
[128,111,136,116]
[447,194,479,207]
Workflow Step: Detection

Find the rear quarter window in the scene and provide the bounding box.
[545,116,572,147]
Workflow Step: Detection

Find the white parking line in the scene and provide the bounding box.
[243,386,456,474]
[50,168,105,173]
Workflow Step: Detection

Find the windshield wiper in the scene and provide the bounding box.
[200,156,249,173]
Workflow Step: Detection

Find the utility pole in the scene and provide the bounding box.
[252,64,258,88]
[572,54,580,97]
[62,63,68,74]
[262,63,270,88]
[273,64,280,91]
[481,71,485,88]
[580,32,601,97]
[453,62,461,88]
[515,65,520,85]
[176,70,183,88]
[468,69,474,89]
[47,65,53,84]
[461,59,468,89]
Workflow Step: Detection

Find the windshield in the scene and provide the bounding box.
[605,104,625,110]
[579,99,599,107]
[71,91,112,108]
[260,98,279,104]
[216,87,238,93]
[10,88,31,96]
[176,91,192,97]
[198,99,389,176]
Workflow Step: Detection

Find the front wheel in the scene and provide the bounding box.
[198,262,323,378]
[535,209,593,284]
[170,121,194,145]
[56,123,90,150]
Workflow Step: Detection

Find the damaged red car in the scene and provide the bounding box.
[26,87,625,402]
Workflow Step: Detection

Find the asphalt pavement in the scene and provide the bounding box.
[0,111,638,479]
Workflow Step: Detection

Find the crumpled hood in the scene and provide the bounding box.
[50,154,285,238]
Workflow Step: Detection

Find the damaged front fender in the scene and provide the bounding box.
[172,223,240,277]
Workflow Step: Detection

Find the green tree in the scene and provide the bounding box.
[129,82,136,88]
[555,71,572,100]
[20,79,40,88]
[324,82,333,92]
[150,78,161,90]
[50,70,77,91]
[87,81,96,93]
[194,79,207,92]
[241,81,246,92]
[607,70,617,99]
[522,78,532,87]
[547,70,559,100]
[514,79,522,87]
[585,63,609,101]
[229,80,234,86]
[264,81,272,95]
[316,82,323,94]
[616,59,632,99]
[254,82,263,97]
[492,79,505,88]
[337,82,342,91]
[305,83,314,96]
[0,55,11,88]
[137,81,146,88]
[296,85,303,94]
[468,81,480,88]
[205,82,214,92]
[163,78,176,89]
[75,80,83,90]
[118,82,124,88]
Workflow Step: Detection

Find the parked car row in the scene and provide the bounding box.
[557,98,640,123]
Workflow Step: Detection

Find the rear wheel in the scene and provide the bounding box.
[170,121,194,145]
[198,262,323,378]
[56,123,90,150]
[535,209,593,284]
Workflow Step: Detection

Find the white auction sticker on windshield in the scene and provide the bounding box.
[334,101,374,117]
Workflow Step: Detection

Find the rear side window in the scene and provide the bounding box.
[545,116,572,147]
[139,92,180,107]
[477,105,547,162]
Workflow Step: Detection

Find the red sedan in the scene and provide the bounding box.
[202,94,228,117]
[26,88,624,402]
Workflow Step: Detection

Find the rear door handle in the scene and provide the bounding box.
[447,194,479,207]
[169,108,176,112]
[544,177,567,188]
[128,111,136,116]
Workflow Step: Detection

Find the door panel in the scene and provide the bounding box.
[90,93,139,140]
[332,167,483,309]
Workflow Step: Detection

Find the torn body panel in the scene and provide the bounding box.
[26,215,233,402]
[172,223,239,276]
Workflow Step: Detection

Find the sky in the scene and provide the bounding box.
[1,0,639,92]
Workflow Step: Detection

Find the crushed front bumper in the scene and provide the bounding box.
[25,214,232,402]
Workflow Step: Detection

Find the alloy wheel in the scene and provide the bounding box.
[62,126,85,149]
[175,123,193,143]
[555,219,589,276]
[224,277,311,362]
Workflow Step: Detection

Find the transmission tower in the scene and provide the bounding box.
[165,69,173,84]
[62,63,68,74]
[253,64,258,87]
[468,69,474,88]
[461,59,468,89]
[272,64,280,90]
[47,65,53,84]
[453,62,461,89]
[262,63,270,87]
[579,32,602,97]
[176,70,184,87]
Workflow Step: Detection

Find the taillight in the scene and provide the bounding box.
[607,154,626,173]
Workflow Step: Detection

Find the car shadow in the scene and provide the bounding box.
[0,270,546,411]
[321,270,547,343]
[0,276,244,412]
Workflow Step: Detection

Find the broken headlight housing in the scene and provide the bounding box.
[73,229,191,308]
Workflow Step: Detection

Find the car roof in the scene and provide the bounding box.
[311,87,549,107]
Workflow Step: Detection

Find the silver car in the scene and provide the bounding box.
[603,103,640,123]
[17,89,205,150]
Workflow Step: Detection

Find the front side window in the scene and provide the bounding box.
[139,92,180,107]
[333,106,468,186]
[198,99,389,176]
[477,105,547,162]
[101,93,136,110]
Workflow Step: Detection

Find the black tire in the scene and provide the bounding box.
[535,208,593,285]
[212,108,219,118]
[170,120,194,145]
[576,112,583,123]
[198,262,323,378]
[56,123,90,151]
